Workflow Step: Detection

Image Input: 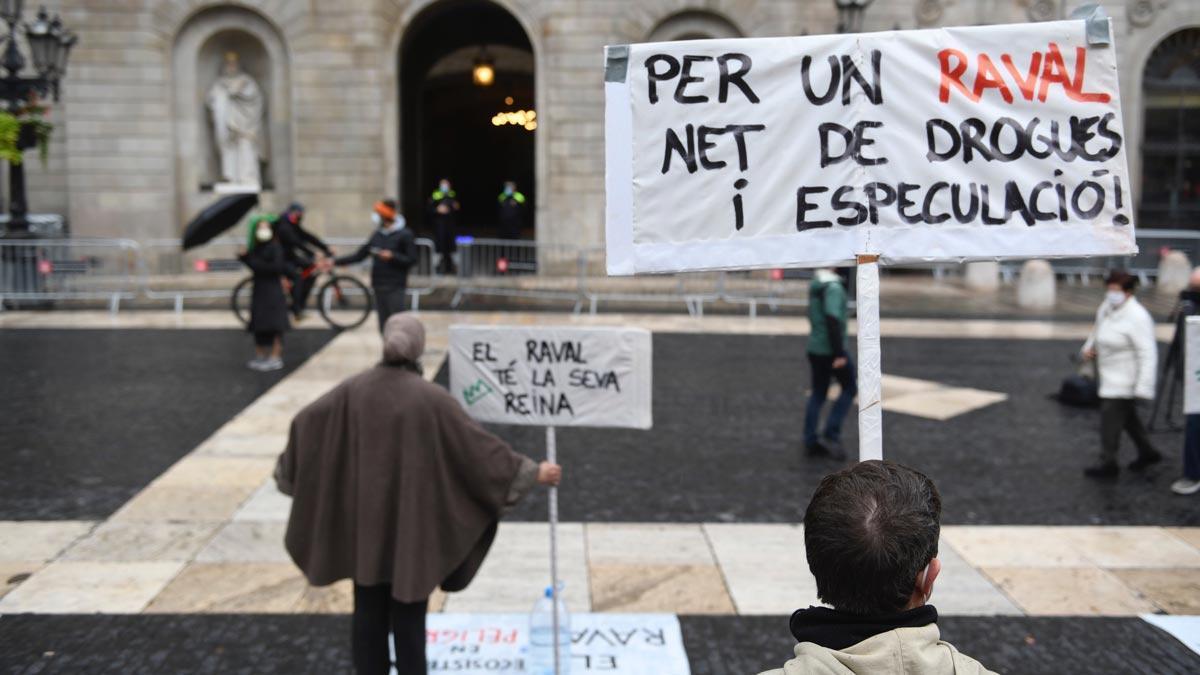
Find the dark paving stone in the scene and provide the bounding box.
[0,329,334,521]
[680,614,1200,675]
[437,333,1197,525]
[0,614,352,675]
[1,614,1195,674]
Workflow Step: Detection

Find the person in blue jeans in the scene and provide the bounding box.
[805,268,855,461]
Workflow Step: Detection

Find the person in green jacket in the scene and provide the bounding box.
[805,268,855,460]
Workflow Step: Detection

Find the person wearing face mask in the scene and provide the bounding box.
[759,460,994,675]
[332,200,417,332]
[1081,270,1162,478]
[238,214,293,371]
[428,178,461,274]
[496,180,526,239]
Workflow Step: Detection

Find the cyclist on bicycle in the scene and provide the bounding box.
[331,199,416,332]
[275,202,333,318]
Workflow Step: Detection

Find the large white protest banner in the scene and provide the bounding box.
[1185,316,1200,415]
[426,613,691,674]
[604,18,1136,274]
[449,325,653,429]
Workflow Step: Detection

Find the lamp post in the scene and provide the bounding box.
[0,1,76,236]
[833,0,874,34]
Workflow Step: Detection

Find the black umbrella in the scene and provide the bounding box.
[181,192,259,250]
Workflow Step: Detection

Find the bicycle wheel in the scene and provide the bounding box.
[231,276,254,328]
[318,275,373,330]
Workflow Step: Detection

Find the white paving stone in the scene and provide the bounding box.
[0,561,183,614]
[704,523,819,615]
[233,481,292,522]
[196,521,290,563]
[0,521,96,562]
[933,539,1023,616]
[442,523,589,613]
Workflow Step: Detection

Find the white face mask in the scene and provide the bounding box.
[255,225,272,242]
[1106,290,1128,307]
[371,212,382,227]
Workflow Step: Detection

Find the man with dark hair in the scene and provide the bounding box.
[759,460,994,675]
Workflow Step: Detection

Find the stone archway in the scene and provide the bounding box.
[647,9,744,42]
[1138,28,1200,229]
[171,6,292,228]
[398,0,536,241]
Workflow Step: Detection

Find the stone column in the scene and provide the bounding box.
[1157,250,1191,296]
[1017,260,1056,309]
[964,261,1000,291]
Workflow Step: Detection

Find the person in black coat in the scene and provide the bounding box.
[275,202,333,318]
[497,181,526,240]
[239,216,293,371]
[428,178,460,274]
[332,200,418,332]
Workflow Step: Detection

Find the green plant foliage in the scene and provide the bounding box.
[0,106,55,167]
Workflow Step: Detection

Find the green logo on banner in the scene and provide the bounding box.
[463,378,493,405]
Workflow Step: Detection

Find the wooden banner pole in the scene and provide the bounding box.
[855,255,883,462]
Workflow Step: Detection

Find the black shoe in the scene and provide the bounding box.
[1084,462,1119,478]
[1128,452,1163,471]
[805,440,828,456]
[820,437,848,461]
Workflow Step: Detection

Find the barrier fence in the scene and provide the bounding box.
[0,229,1195,316]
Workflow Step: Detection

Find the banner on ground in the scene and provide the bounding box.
[449,325,652,428]
[604,18,1136,274]
[1185,316,1200,415]
[426,613,690,674]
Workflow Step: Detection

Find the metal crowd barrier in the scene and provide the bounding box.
[2,229,1196,317]
[139,236,438,315]
[451,238,588,312]
[0,238,141,312]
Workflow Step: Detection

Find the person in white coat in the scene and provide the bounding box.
[1081,270,1162,478]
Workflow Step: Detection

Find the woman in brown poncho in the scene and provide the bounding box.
[275,314,562,674]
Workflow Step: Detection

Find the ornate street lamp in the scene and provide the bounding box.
[833,0,874,34]
[0,3,75,236]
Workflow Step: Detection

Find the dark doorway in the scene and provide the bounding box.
[400,0,535,242]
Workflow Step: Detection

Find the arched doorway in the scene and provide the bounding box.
[647,10,743,42]
[399,0,535,242]
[1139,29,1200,229]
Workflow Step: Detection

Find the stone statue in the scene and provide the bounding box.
[206,51,265,189]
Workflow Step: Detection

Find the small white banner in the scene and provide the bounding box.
[426,613,691,674]
[605,19,1136,274]
[449,325,653,428]
[1184,316,1200,415]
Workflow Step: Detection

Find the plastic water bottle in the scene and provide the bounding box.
[527,584,570,674]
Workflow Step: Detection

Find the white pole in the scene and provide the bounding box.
[545,425,561,675]
[856,255,883,461]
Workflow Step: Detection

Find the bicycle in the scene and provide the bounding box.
[232,262,373,330]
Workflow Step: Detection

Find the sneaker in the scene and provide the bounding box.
[1084,462,1119,479]
[805,440,828,456]
[1171,478,1200,495]
[1128,452,1163,471]
[261,357,284,372]
[247,358,267,371]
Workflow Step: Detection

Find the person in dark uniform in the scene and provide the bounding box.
[428,178,460,274]
[332,200,417,332]
[238,215,293,371]
[497,180,526,239]
[274,202,333,318]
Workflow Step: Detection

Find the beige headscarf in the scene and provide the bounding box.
[382,314,425,364]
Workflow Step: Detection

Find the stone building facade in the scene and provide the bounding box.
[15,0,1200,247]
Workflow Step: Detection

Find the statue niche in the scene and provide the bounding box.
[206,51,267,191]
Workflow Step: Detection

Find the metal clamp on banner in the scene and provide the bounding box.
[1070,3,1111,46]
[605,45,629,83]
